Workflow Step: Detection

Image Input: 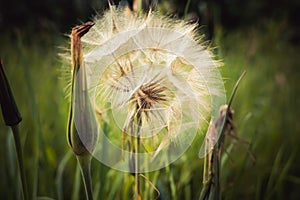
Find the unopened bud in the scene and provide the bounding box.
[0,59,22,126]
[67,22,98,156]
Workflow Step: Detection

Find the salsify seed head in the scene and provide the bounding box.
[65,6,226,172]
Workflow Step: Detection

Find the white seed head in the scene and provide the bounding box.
[70,6,225,172]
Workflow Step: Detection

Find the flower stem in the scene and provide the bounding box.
[77,155,93,200]
[135,137,141,199]
[199,71,247,200]
[11,125,28,200]
[133,109,143,200]
[184,0,191,19]
[68,22,96,200]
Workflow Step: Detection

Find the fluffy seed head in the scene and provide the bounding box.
[66,6,226,172]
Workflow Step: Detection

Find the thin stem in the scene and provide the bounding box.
[217,71,247,148]
[212,145,220,200]
[200,71,247,200]
[134,138,141,200]
[11,125,28,200]
[184,0,191,19]
[165,162,176,199]
[134,109,142,200]
[72,162,81,200]
[136,122,141,199]
[77,155,93,200]
[56,150,72,200]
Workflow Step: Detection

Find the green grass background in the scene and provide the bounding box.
[0,9,299,200]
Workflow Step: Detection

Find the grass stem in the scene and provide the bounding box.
[135,128,141,199]
[11,125,28,200]
[184,0,191,19]
[133,109,142,200]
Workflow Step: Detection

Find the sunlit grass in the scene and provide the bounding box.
[216,21,300,199]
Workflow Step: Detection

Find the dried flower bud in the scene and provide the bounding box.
[0,59,22,126]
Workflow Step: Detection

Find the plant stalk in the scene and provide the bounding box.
[11,125,28,200]
[77,155,93,200]
[134,137,141,200]
[184,0,191,19]
[68,22,96,200]
[199,71,247,200]
[135,111,142,200]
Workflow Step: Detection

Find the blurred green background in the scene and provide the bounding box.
[0,0,299,199]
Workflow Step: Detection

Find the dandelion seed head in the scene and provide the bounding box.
[67,6,226,172]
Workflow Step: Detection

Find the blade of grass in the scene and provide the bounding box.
[98,122,109,200]
[165,162,176,199]
[22,55,40,200]
[265,148,294,199]
[107,172,123,200]
[56,150,72,200]
[184,0,191,19]
[16,35,50,199]
[11,125,29,200]
[72,162,81,200]
[6,131,20,199]
[217,70,247,148]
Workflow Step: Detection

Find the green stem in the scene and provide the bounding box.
[11,125,28,200]
[200,71,247,200]
[134,111,142,200]
[134,134,141,199]
[217,71,247,148]
[166,164,176,199]
[212,146,220,200]
[184,0,191,19]
[77,155,93,200]
[56,150,72,200]
[72,162,81,200]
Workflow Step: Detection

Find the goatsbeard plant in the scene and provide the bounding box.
[67,22,98,200]
[65,4,225,199]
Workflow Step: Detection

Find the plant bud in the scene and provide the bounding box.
[67,22,98,156]
[0,59,22,126]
